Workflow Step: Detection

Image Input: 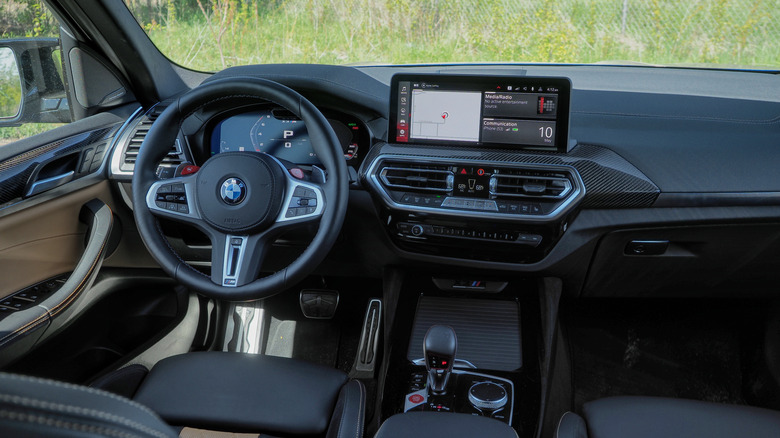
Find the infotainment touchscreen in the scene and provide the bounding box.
[389,74,571,152]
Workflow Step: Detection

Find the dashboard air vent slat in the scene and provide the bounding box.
[121,104,183,170]
[379,164,453,193]
[490,172,571,199]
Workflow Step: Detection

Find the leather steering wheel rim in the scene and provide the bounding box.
[131,77,349,301]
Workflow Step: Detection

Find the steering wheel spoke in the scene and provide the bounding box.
[145,174,201,225]
[209,232,272,288]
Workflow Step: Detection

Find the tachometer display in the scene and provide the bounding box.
[210,107,367,165]
[211,109,316,164]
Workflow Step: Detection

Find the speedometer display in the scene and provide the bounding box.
[210,107,367,165]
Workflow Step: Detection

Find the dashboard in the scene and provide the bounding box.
[105,62,780,298]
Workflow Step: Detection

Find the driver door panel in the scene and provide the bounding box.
[0,119,128,366]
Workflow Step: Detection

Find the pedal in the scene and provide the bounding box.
[355,299,382,372]
[299,289,339,319]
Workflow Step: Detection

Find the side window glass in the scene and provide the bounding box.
[0,1,71,146]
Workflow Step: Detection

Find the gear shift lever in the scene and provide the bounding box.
[423,325,457,395]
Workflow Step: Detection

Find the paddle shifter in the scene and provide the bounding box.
[423,325,457,394]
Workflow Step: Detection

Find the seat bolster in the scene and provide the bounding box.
[555,411,588,438]
[0,372,177,438]
[134,352,349,435]
[583,396,780,438]
[326,380,366,438]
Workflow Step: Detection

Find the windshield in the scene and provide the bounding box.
[123,0,778,71]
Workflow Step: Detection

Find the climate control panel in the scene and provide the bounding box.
[365,156,584,223]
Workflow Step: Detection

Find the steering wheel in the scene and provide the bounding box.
[131,77,348,301]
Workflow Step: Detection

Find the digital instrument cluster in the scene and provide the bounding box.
[210,107,368,165]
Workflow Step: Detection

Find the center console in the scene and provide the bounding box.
[380,281,541,436]
[363,74,584,264]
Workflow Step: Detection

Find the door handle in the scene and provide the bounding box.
[24,170,75,197]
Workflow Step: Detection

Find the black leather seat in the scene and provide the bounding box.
[375,412,517,438]
[556,396,780,438]
[0,352,364,438]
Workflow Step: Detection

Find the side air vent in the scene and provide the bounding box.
[120,105,183,172]
[379,164,453,193]
[490,170,571,199]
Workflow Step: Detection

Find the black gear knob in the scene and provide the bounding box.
[423,325,457,394]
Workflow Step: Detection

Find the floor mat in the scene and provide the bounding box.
[265,317,341,368]
[565,300,753,412]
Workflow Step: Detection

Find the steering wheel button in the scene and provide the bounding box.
[177,204,189,214]
[289,168,305,179]
[165,195,176,201]
[304,189,316,199]
[285,208,298,218]
[305,207,316,214]
[308,198,317,207]
[165,203,178,211]
[158,185,171,194]
[155,201,166,209]
[293,187,306,197]
[171,183,185,193]
[299,198,309,206]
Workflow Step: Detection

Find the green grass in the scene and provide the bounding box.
[143,0,780,72]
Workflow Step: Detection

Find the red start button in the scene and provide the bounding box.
[408,394,424,404]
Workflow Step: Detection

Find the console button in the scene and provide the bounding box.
[531,204,542,214]
[401,194,412,203]
[518,234,542,246]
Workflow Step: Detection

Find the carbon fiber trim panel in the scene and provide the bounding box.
[0,127,116,207]
[360,142,659,208]
[407,296,522,372]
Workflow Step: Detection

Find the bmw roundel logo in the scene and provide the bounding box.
[220,178,246,205]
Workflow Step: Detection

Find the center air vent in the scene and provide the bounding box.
[490,170,571,199]
[379,164,453,192]
[120,104,183,172]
